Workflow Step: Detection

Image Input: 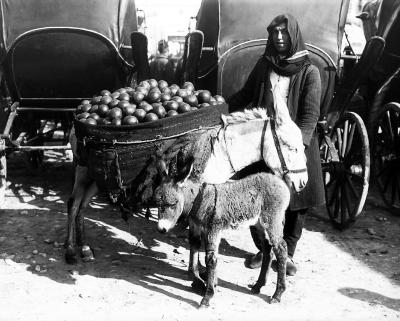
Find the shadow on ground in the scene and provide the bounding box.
[0,153,263,306]
[338,287,400,312]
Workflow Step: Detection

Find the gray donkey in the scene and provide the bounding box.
[154,160,290,308]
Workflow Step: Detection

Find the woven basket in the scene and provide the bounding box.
[74,103,229,194]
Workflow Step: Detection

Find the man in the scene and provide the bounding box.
[227,14,325,276]
[149,39,169,80]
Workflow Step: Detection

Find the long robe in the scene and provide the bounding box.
[228,58,325,210]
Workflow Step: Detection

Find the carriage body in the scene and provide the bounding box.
[0,0,140,203]
[187,0,400,228]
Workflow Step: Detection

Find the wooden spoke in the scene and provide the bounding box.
[340,184,347,224]
[344,183,355,220]
[341,120,349,158]
[345,124,355,157]
[386,110,394,141]
[346,175,360,200]
[333,187,341,220]
[327,179,340,208]
[336,127,343,157]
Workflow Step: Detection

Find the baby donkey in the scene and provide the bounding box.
[154,162,290,308]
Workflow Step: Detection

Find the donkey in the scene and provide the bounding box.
[65,106,307,264]
[154,162,290,308]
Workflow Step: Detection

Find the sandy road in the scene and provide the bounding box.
[0,152,399,321]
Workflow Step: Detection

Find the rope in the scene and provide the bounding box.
[77,125,220,146]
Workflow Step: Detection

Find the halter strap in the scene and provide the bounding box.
[265,96,307,175]
[222,126,237,173]
[269,118,290,175]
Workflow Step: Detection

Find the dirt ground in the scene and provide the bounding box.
[0,151,399,321]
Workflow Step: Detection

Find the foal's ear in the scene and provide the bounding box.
[175,157,194,187]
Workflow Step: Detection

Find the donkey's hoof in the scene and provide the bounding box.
[269,296,281,304]
[191,278,206,295]
[65,246,78,265]
[81,245,95,262]
[251,284,261,294]
[65,253,78,265]
[199,298,210,309]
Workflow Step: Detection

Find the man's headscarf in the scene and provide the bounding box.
[264,14,310,76]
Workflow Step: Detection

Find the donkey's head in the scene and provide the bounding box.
[153,158,194,233]
[271,105,309,193]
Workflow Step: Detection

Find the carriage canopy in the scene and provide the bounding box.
[196,0,350,70]
[0,0,138,60]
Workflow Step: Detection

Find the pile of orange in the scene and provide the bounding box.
[75,79,225,126]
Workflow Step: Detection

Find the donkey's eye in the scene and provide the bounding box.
[160,203,177,211]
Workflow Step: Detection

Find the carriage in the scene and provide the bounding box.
[185,0,400,229]
[0,0,146,203]
[0,0,230,218]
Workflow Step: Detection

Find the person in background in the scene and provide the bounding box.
[164,55,180,85]
[149,39,169,80]
[227,13,325,276]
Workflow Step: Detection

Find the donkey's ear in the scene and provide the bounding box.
[356,12,370,20]
[175,157,194,187]
[221,114,228,127]
[157,159,169,177]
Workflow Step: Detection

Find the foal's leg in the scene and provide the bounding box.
[270,238,287,303]
[76,181,98,262]
[250,221,271,294]
[188,228,206,294]
[65,165,91,264]
[251,237,272,294]
[199,230,220,309]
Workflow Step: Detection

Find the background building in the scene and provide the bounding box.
[135,0,201,57]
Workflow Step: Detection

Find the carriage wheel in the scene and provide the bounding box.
[0,139,7,206]
[372,102,400,215]
[320,112,370,230]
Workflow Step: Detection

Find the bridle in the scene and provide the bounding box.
[261,86,309,178]
[262,117,308,176]
[221,118,307,177]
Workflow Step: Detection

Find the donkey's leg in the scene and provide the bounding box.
[76,182,98,262]
[188,228,205,294]
[251,238,272,294]
[65,165,90,264]
[65,197,79,264]
[199,231,220,309]
[270,238,287,303]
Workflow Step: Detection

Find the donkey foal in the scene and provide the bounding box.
[156,171,290,308]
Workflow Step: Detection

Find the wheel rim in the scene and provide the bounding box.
[320,112,370,229]
[0,139,7,206]
[373,102,400,214]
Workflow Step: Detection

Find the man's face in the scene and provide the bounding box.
[271,22,290,55]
